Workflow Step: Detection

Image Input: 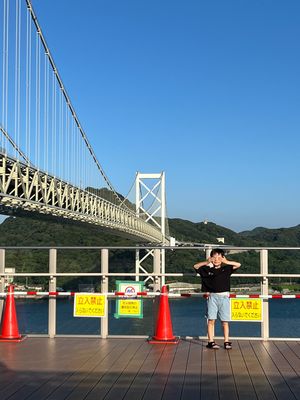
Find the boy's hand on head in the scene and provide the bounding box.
[221,256,228,264]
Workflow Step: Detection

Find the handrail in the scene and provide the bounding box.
[0,246,299,341]
[1,273,300,277]
[1,245,300,249]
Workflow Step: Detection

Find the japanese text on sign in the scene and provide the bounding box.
[74,293,106,318]
[230,298,262,321]
[119,299,141,315]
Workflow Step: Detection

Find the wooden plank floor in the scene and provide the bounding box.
[0,338,299,400]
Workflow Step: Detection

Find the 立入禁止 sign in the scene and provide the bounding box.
[230,298,262,321]
[74,293,106,317]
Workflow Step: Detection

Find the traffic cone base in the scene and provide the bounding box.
[0,285,26,343]
[0,335,26,343]
[148,285,180,345]
[148,336,179,344]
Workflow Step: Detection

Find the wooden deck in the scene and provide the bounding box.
[0,338,299,400]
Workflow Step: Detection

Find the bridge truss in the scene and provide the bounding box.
[0,0,169,244]
[0,153,164,242]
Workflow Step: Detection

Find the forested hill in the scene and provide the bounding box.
[0,215,133,247]
[169,219,244,245]
[239,225,300,246]
[1,215,300,247]
[169,218,300,247]
[0,216,299,289]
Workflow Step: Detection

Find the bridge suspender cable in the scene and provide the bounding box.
[1,0,9,152]
[0,125,33,167]
[25,0,126,208]
[14,0,21,160]
[0,1,165,243]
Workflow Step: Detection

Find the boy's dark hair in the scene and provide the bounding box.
[210,248,225,257]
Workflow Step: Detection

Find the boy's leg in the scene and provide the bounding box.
[222,321,229,342]
[206,294,220,348]
[207,319,215,342]
[219,296,232,348]
[207,294,217,341]
[206,319,219,349]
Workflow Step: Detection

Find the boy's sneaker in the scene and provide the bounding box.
[224,341,232,349]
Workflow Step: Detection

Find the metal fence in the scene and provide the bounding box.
[0,246,300,340]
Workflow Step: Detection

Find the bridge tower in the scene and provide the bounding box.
[135,172,168,289]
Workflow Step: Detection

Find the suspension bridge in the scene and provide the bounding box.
[0,0,170,245]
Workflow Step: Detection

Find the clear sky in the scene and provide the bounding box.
[30,0,300,232]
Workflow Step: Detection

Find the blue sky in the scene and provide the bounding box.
[30,0,300,232]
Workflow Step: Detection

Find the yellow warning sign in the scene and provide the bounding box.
[118,299,141,316]
[74,293,106,318]
[230,298,262,321]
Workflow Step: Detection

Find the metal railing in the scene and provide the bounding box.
[0,246,299,340]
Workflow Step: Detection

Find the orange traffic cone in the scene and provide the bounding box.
[148,285,179,344]
[0,285,26,342]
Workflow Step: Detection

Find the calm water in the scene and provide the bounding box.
[15,297,300,338]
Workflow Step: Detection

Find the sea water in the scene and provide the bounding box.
[15,297,300,338]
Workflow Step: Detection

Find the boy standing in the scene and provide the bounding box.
[193,248,241,349]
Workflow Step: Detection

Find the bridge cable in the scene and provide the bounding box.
[25,0,128,209]
[116,176,137,212]
[14,0,21,160]
[2,0,9,150]
[35,29,40,167]
[0,125,34,166]
[25,4,32,163]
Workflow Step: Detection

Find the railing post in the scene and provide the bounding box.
[48,249,57,338]
[161,249,165,287]
[153,249,161,291]
[135,249,140,282]
[260,249,269,340]
[0,249,5,319]
[101,249,109,338]
[205,247,212,259]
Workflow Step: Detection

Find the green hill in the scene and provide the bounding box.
[168,218,245,245]
[239,224,300,246]
[3,214,300,247]
[0,215,299,289]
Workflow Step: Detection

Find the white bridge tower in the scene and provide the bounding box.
[135,172,169,288]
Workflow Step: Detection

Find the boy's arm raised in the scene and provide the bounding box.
[222,256,241,270]
[193,260,210,270]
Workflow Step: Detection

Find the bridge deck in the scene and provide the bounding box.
[0,337,299,400]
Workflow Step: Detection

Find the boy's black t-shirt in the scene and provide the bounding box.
[195,264,235,292]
